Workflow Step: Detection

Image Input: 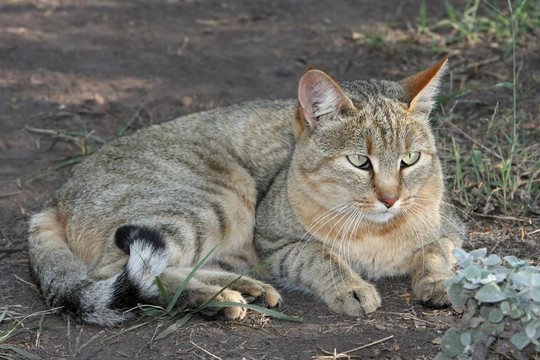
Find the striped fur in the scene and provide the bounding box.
[28,58,464,325]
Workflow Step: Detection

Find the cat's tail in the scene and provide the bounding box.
[28,209,169,326]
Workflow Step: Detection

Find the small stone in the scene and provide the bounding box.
[181,96,194,108]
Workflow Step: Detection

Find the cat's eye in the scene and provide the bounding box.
[401,152,421,167]
[347,154,371,170]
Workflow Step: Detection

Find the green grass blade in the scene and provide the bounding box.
[0,345,41,360]
[444,1,457,24]
[117,106,143,138]
[155,276,170,304]
[435,88,470,109]
[202,301,303,322]
[166,242,221,313]
[138,304,167,316]
[63,131,107,144]
[154,313,193,340]
[25,157,85,185]
[0,309,7,324]
[419,0,428,28]
[193,275,243,313]
[103,321,152,343]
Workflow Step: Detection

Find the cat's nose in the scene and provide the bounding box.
[381,197,398,208]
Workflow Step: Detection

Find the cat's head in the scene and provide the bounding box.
[288,57,448,230]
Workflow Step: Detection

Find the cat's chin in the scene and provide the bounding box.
[365,211,398,223]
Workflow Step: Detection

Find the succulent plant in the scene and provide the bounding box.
[436,248,540,359]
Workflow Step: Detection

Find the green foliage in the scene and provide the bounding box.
[25,105,145,185]
[421,0,540,46]
[0,308,41,360]
[137,243,301,341]
[436,248,540,359]
[443,0,540,216]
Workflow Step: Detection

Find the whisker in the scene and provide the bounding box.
[290,202,351,269]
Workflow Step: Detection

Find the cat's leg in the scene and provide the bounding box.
[261,239,381,316]
[410,237,458,307]
[192,269,281,307]
[158,267,280,319]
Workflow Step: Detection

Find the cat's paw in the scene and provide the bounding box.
[201,288,249,320]
[227,278,282,308]
[413,277,450,308]
[324,282,381,316]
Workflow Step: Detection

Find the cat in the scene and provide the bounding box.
[28,57,464,326]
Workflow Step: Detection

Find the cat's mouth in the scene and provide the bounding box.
[364,209,400,223]
[362,201,403,223]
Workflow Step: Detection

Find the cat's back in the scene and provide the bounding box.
[53,99,297,218]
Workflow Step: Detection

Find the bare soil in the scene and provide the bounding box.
[1,1,538,359]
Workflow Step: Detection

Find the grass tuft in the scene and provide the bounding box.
[24,106,146,185]
[432,0,540,216]
[131,244,301,342]
[0,307,46,360]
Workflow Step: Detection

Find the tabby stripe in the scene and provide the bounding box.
[182,149,255,209]
[223,146,255,179]
[257,161,290,202]
[178,208,205,264]
[277,243,297,279]
[209,200,228,236]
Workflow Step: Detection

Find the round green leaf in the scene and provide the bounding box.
[452,248,468,262]
[511,271,531,287]
[504,255,527,268]
[463,282,481,290]
[488,308,504,323]
[441,329,466,357]
[478,273,497,285]
[460,332,472,346]
[474,283,508,303]
[500,301,510,314]
[448,282,468,307]
[464,264,482,282]
[481,321,504,336]
[525,320,540,340]
[531,288,540,302]
[483,254,501,266]
[511,333,531,351]
[459,257,473,268]
[510,309,524,320]
[469,248,487,259]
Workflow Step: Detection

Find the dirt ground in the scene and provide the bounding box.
[1,0,539,359]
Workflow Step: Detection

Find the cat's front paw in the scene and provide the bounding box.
[324,282,381,316]
[413,277,450,308]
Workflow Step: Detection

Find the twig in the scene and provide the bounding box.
[380,311,451,328]
[314,348,351,359]
[471,212,528,223]
[527,228,540,236]
[0,246,25,262]
[13,274,40,293]
[464,56,501,70]
[0,191,21,199]
[25,125,84,144]
[444,121,503,160]
[318,335,394,356]
[0,246,25,253]
[190,340,222,360]
[7,307,62,322]
[342,335,394,354]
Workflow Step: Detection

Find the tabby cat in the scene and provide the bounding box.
[28,57,464,325]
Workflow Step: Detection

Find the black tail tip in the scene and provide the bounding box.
[114,225,166,254]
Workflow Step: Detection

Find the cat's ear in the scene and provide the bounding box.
[400,56,448,118]
[296,69,354,133]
